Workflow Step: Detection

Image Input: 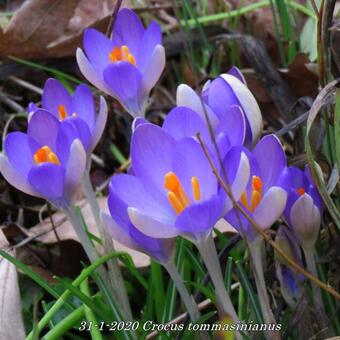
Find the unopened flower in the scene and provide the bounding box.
[176,67,263,146]
[0,110,86,207]
[275,226,305,306]
[76,8,165,117]
[279,166,322,249]
[109,122,249,241]
[225,134,287,241]
[28,78,107,156]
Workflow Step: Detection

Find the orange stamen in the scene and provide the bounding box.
[251,190,261,211]
[58,105,67,120]
[167,192,185,214]
[252,176,262,195]
[297,187,305,196]
[240,191,249,210]
[191,177,201,201]
[33,146,60,165]
[109,45,136,65]
[241,175,264,212]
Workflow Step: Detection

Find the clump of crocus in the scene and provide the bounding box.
[28,78,108,159]
[76,8,165,117]
[176,67,263,146]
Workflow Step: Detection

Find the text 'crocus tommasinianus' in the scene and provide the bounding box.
[279,166,323,250]
[225,134,288,241]
[176,67,263,146]
[28,78,107,159]
[108,120,249,242]
[76,8,165,117]
[0,110,86,208]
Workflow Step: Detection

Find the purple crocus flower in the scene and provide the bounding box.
[176,67,263,146]
[108,121,249,241]
[76,8,165,117]
[28,78,107,157]
[0,110,86,207]
[275,226,305,306]
[279,166,323,249]
[225,134,287,241]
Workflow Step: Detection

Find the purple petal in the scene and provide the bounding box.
[112,9,144,58]
[4,132,38,176]
[228,66,246,84]
[83,28,113,73]
[103,62,143,117]
[172,137,218,201]
[72,84,95,131]
[27,109,60,152]
[132,117,149,132]
[0,154,40,197]
[42,79,72,119]
[175,195,224,238]
[28,102,38,114]
[252,134,286,192]
[162,106,210,142]
[216,105,246,146]
[131,124,176,190]
[89,96,108,152]
[207,77,240,119]
[137,21,162,72]
[28,163,65,202]
[64,140,86,201]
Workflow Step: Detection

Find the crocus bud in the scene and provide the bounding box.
[279,166,323,250]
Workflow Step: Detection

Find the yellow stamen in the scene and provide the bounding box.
[240,191,249,209]
[296,187,305,196]
[251,190,261,211]
[167,192,185,214]
[109,45,136,65]
[33,146,60,165]
[58,105,67,120]
[191,176,201,201]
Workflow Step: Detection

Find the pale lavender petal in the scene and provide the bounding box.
[137,21,162,72]
[128,207,180,238]
[72,84,95,131]
[0,154,41,197]
[76,48,114,97]
[132,117,149,132]
[220,74,263,144]
[64,140,86,201]
[176,84,219,129]
[253,187,287,228]
[42,79,72,119]
[140,45,165,97]
[290,194,320,248]
[89,96,108,152]
[103,62,143,117]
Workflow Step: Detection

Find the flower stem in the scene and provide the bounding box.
[82,170,133,321]
[303,247,332,335]
[163,261,200,321]
[195,234,241,340]
[248,238,280,340]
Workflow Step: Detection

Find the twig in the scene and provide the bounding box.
[106,0,123,38]
[196,133,340,301]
